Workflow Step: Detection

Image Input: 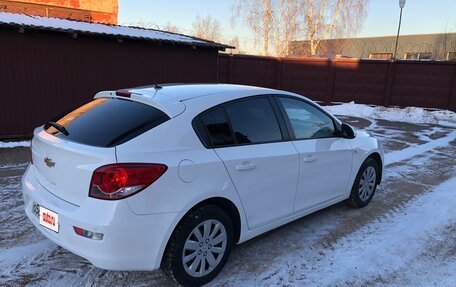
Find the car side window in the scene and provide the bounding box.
[200,108,235,147]
[278,97,335,140]
[224,98,282,144]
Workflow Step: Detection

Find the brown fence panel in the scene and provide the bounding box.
[332,59,390,106]
[217,54,231,83]
[217,54,456,112]
[390,61,456,109]
[280,58,330,102]
[219,54,279,89]
[0,28,218,138]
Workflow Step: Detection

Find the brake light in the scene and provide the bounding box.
[89,163,167,200]
[115,90,131,97]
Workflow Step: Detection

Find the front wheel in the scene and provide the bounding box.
[162,205,234,286]
[347,158,379,208]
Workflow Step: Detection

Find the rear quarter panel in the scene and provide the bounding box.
[115,108,248,232]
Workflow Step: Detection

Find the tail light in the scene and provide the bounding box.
[89,163,167,200]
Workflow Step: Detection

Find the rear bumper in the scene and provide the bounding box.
[22,165,183,271]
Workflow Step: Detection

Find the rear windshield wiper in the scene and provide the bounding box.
[46,121,69,136]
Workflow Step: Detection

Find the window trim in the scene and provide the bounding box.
[192,95,291,149]
[273,95,342,141]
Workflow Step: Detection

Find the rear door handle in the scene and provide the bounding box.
[303,154,317,163]
[235,162,257,171]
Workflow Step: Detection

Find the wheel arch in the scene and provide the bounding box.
[160,196,242,266]
[367,152,383,184]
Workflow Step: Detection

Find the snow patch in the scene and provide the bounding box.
[325,102,456,127]
[384,130,456,165]
[0,240,56,271]
[299,176,456,286]
[0,141,30,148]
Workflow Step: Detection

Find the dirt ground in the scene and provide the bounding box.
[0,117,455,287]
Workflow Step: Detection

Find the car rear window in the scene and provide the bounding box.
[45,98,170,147]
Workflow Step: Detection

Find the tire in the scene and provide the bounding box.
[162,205,234,287]
[347,157,379,208]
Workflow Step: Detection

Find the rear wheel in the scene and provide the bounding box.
[347,158,379,208]
[162,205,234,286]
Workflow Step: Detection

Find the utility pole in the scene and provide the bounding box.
[393,0,406,60]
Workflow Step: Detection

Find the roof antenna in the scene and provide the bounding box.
[154,83,162,90]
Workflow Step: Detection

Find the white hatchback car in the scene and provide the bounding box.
[22,84,383,286]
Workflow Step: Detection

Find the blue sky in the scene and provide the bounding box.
[119,0,456,53]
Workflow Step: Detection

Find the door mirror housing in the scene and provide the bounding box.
[340,123,355,139]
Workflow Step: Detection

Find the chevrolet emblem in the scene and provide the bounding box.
[44,157,55,168]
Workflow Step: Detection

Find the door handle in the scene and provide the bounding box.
[235,162,257,171]
[303,154,317,163]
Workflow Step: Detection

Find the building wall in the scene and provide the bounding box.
[0,27,218,138]
[290,33,456,60]
[0,0,118,24]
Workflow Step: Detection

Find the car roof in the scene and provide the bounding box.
[95,84,289,118]
[129,83,273,102]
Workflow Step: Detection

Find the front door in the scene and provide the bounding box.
[276,96,353,212]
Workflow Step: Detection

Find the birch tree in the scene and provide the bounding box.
[271,0,299,56]
[233,0,368,56]
[233,0,273,55]
[301,0,367,55]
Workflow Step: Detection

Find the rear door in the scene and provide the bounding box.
[198,97,299,229]
[275,96,353,212]
[32,97,170,206]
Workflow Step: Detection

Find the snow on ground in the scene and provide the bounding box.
[0,241,55,273]
[0,141,30,148]
[384,130,456,165]
[246,176,456,286]
[325,102,456,127]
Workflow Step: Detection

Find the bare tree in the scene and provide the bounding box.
[233,0,367,56]
[233,0,300,56]
[300,0,368,55]
[233,0,273,55]
[271,0,299,56]
[192,15,222,42]
[161,22,182,34]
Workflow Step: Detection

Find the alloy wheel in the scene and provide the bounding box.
[182,219,227,277]
[358,166,376,201]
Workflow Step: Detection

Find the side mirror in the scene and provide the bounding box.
[340,123,355,139]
